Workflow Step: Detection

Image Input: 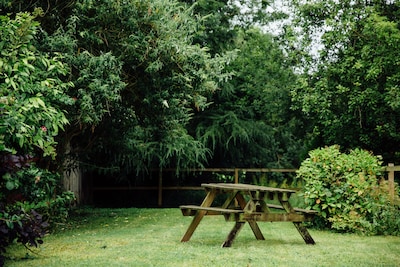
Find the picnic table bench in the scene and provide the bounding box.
[180,183,317,247]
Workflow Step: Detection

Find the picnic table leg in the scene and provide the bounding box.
[181,189,217,242]
[278,193,316,245]
[222,222,246,247]
[235,193,265,241]
[293,222,315,245]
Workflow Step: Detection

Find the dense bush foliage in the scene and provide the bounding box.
[0,155,75,263]
[0,10,75,263]
[2,163,75,222]
[0,9,72,158]
[297,145,400,235]
[0,208,47,267]
[0,157,75,264]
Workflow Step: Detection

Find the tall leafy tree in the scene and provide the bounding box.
[1,0,232,177]
[288,0,400,162]
[179,0,289,54]
[179,0,238,55]
[179,1,304,168]
[194,28,303,168]
[48,0,231,174]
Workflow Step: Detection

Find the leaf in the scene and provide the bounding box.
[6,220,14,229]
[6,180,15,190]
[47,64,56,71]
[36,98,46,108]
[10,78,17,90]
[37,139,44,149]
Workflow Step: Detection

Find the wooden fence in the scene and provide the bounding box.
[386,163,399,202]
[91,164,398,206]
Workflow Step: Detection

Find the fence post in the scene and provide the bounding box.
[388,163,395,202]
[234,168,239,184]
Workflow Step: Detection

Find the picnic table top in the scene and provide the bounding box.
[201,183,297,193]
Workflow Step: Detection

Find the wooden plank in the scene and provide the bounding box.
[234,168,239,184]
[92,186,203,191]
[267,203,285,210]
[385,164,400,172]
[181,189,217,242]
[293,222,316,245]
[239,168,298,173]
[240,212,312,222]
[161,168,298,173]
[222,222,245,247]
[202,183,297,193]
[180,205,243,216]
[293,207,318,214]
[162,168,236,172]
[388,163,395,202]
[266,204,318,214]
[235,192,265,241]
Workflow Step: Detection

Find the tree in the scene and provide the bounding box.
[288,0,400,162]
[178,0,290,55]
[38,0,232,176]
[179,0,238,55]
[194,28,304,168]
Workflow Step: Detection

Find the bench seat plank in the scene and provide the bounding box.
[180,205,243,216]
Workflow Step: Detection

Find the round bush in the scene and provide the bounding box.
[297,145,399,234]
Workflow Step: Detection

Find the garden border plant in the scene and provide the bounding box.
[297,145,400,235]
[0,9,76,265]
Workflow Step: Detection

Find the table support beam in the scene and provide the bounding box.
[222,222,245,247]
[293,222,315,245]
[181,189,217,242]
[235,193,265,240]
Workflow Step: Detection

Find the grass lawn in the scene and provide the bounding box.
[4,208,400,267]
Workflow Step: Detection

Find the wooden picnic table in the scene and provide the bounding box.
[180,183,317,247]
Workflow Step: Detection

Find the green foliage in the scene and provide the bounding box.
[2,165,75,221]
[0,10,72,159]
[289,1,400,162]
[40,14,126,128]
[0,11,76,260]
[297,145,400,235]
[0,159,75,261]
[72,51,124,125]
[195,28,304,168]
[0,207,48,265]
[179,0,239,55]
[371,197,400,236]
[55,0,234,173]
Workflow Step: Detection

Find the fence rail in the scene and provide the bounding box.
[92,164,398,206]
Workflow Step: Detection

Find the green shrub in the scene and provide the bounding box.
[0,9,75,263]
[0,205,48,266]
[3,165,75,223]
[0,159,75,264]
[297,145,400,235]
